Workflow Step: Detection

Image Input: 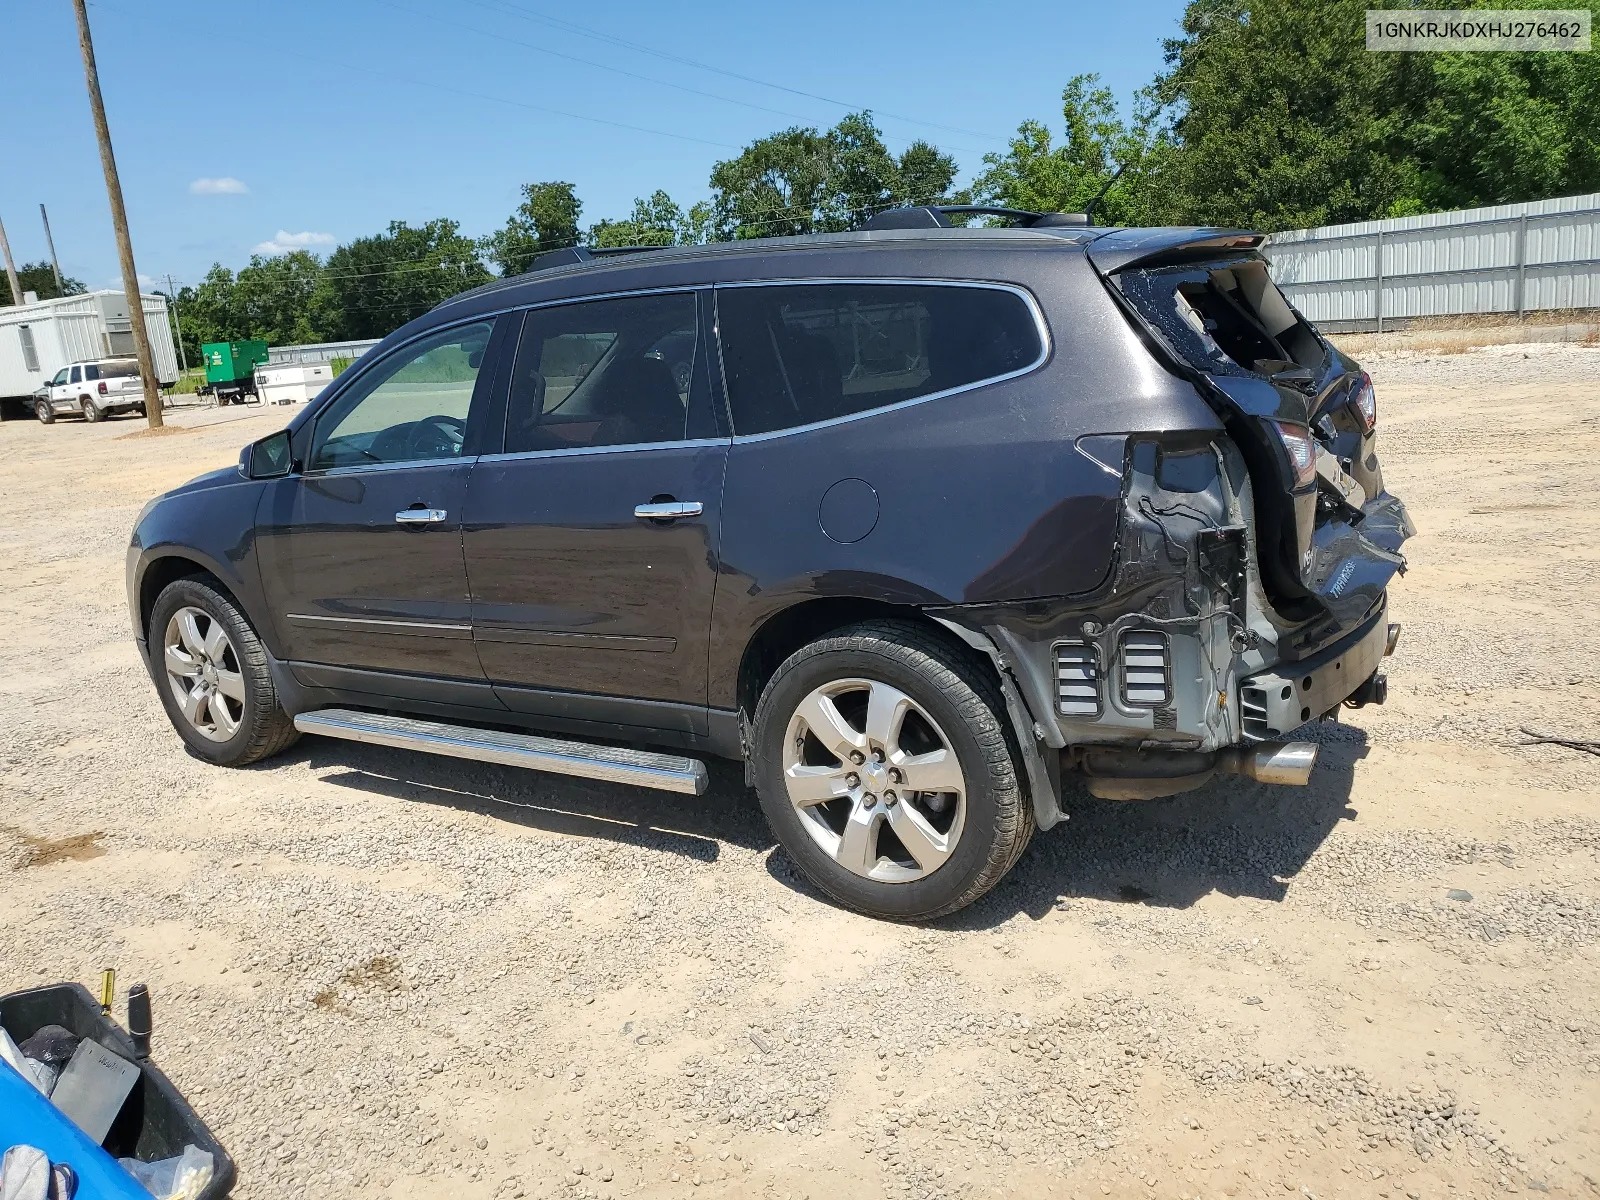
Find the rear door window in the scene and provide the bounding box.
[70,365,81,384]
[503,291,712,453]
[716,282,1043,436]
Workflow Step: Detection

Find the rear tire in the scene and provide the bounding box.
[148,576,299,767]
[751,620,1033,922]
[35,400,54,425]
[82,397,104,422]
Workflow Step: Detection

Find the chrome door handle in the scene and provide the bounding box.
[395,508,448,524]
[634,501,703,520]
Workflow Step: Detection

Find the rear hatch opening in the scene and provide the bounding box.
[1173,260,1326,378]
[1089,231,1413,655]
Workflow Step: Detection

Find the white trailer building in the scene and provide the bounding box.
[0,291,180,413]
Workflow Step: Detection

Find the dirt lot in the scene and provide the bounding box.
[2,345,1598,1200]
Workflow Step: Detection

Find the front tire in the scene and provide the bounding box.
[148,577,299,767]
[751,620,1033,922]
[35,400,54,425]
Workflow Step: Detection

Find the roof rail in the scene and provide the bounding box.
[524,244,666,273]
[860,205,1090,231]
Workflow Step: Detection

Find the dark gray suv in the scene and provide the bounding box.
[127,206,1410,921]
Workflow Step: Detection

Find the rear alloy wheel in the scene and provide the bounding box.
[752,620,1033,921]
[82,397,104,422]
[148,576,299,767]
[782,678,967,883]
[35,400,54,425]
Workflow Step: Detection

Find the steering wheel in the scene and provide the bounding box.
[404,414,466,459]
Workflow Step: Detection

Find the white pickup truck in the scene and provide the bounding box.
[34,358,151,424]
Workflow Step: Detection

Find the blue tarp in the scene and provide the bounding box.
[0,1059,148,1199]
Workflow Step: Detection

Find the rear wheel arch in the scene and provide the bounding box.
[737,598,1003,721]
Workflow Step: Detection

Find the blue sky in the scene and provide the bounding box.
[5,0,1189,293]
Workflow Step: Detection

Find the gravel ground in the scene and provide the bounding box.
[1,346,1597,1200]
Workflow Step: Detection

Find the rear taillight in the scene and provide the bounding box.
[97,381,108,395]
[1272,420,1318,490]
[1349,371,1376,433]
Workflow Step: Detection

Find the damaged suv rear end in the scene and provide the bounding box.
[941,225,1412,804]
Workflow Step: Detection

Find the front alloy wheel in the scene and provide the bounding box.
[148,577,299,766]
[163,606,246,740]
[782,678,966,882]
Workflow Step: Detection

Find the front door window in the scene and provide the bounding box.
[310,322,494,470]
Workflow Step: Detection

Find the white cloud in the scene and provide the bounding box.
[252,229,337,256]
[189,176,249,195]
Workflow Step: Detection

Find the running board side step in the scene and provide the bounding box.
[293,708,709,795]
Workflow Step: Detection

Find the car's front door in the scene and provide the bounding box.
[461,291,727,731]
[48,367,69,406]
[255,318,506,692]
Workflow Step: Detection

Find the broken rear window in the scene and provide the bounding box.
[1119,257,1326,378]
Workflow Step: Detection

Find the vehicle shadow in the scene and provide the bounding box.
[944,722,1371,929]
[763,722,1371,928]
[272,719,1365,925]
[288,739,773,864]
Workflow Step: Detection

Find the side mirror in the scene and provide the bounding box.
[242,429,294,479]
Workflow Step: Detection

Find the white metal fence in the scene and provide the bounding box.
[1266,192,1600,332]
[266,338,380,366]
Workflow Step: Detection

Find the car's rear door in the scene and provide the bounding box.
[253,317,510,695]
[461,290,727,732]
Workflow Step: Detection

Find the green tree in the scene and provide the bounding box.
[482,182,583,275]
[973,75,1175,225]
[676,200,716,247]
[589,190,683,248]
[12,261,86,301]
[709,112,959,238]
[313,219,492,341]
[173,264,242,365]
[1154,0,1415,230]
[233,251,322,345]
[1150,0,1600,230]
[1401,4,1600,210]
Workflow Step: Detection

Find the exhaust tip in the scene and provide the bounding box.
[1220,741,1318,786]
[1385,622,1402,656]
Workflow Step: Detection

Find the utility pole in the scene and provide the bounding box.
[166,273,187,372]
[0,212,21,307]
[71,0,163,428]
[40,205,65,293]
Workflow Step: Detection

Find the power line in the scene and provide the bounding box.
[458,0,1008,144]
[370,0,812,128]
[284,49,742,150]
[393,0,991,157]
